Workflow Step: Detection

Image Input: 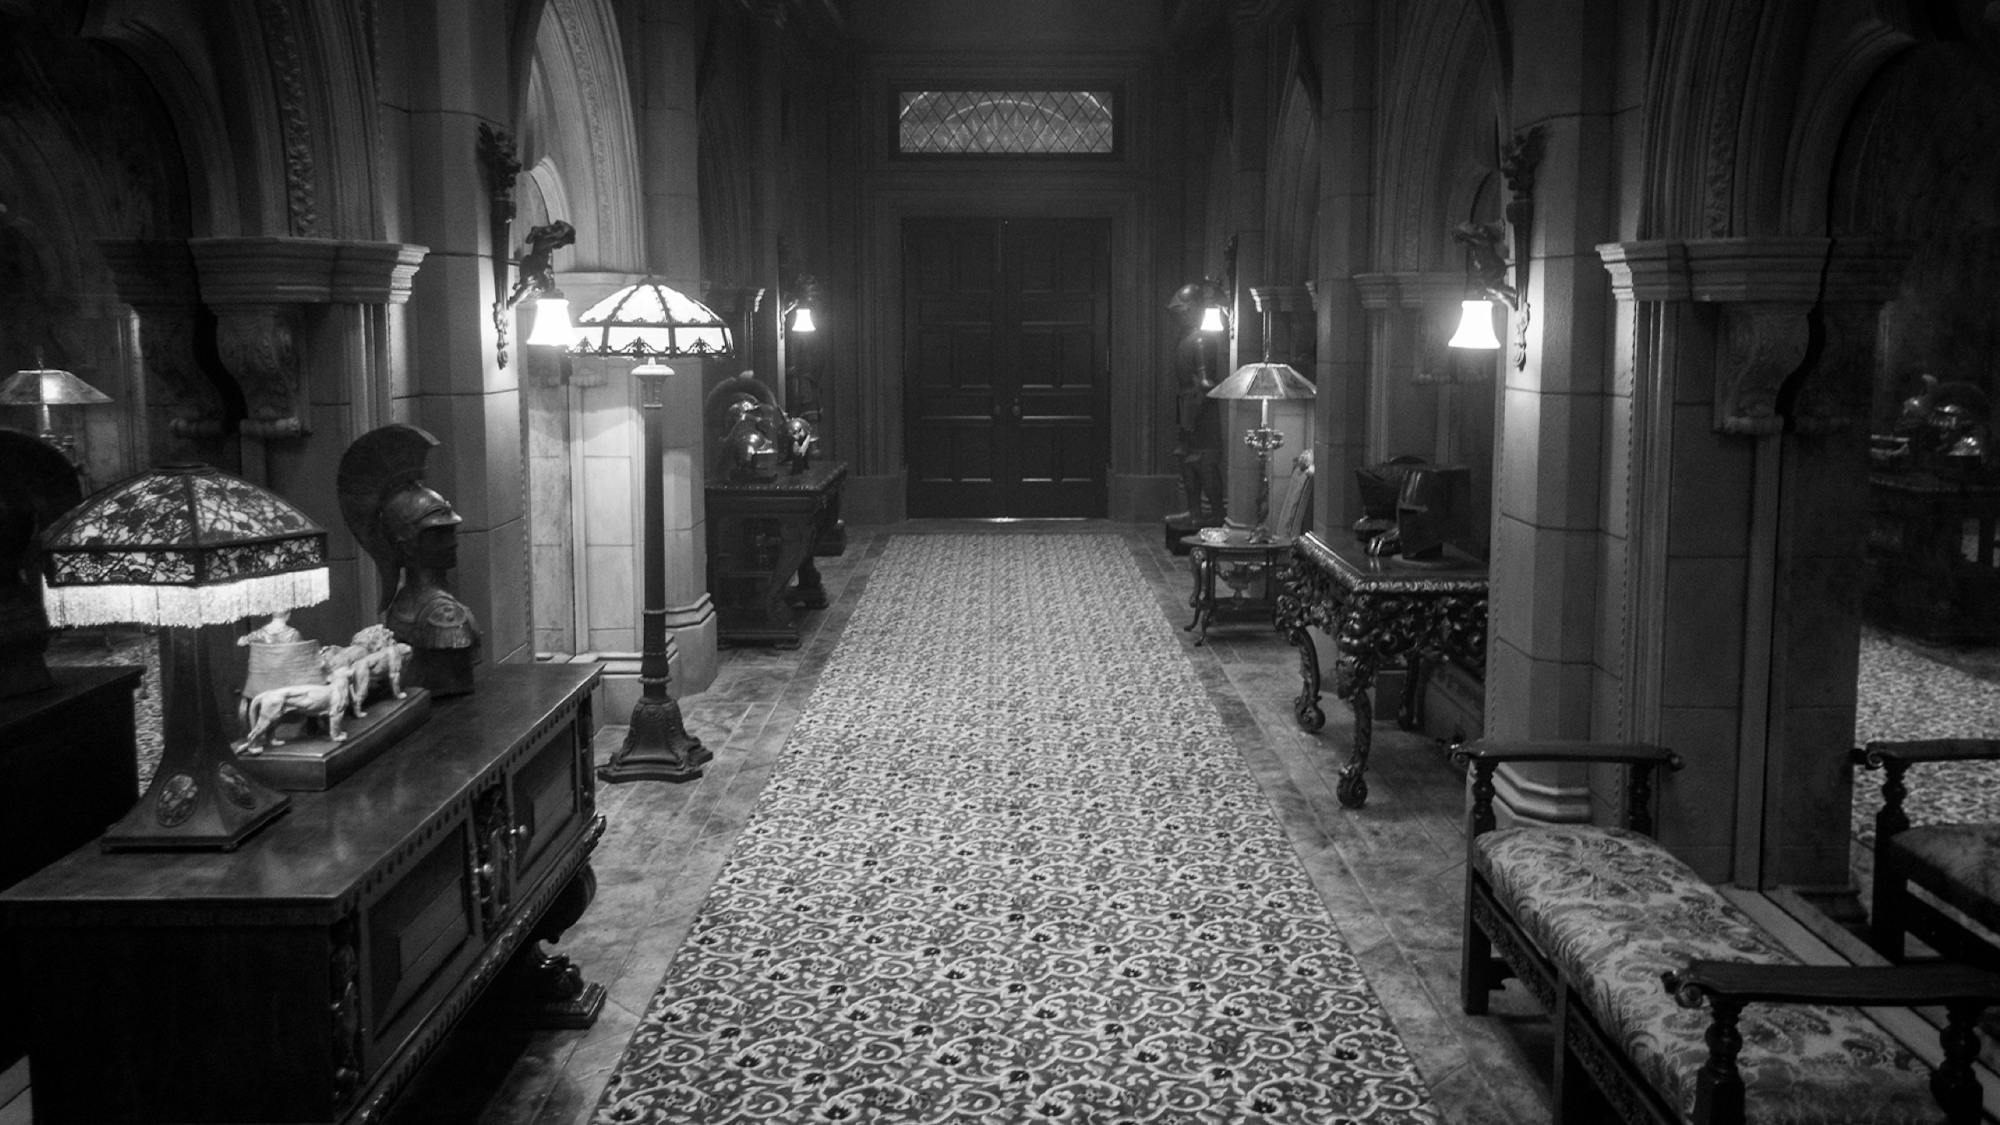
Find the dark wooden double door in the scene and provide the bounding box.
[903,217,1110,518]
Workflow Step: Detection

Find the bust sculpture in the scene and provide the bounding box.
[338,424,480,696]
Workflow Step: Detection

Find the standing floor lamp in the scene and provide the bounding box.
[568,279,732,783]
[38,463,329,849]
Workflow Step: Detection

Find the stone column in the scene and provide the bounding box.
[1597,235,1907,881]
[1311,0,1376,535]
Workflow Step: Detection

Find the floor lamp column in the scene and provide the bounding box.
[599,362,711,783]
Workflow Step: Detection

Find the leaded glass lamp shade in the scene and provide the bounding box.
[569,279,733,359]
[40,463,329,850]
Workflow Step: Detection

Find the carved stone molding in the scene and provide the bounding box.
[190,237,428,437]
[1597,237,1909,435]
[1350,271,1463,310]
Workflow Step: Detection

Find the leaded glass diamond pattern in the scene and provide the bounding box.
[899,90,1114,155]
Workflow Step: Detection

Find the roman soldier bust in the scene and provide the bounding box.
[338,424,480,696]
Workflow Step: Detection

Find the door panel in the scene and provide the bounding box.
[905,217,1109,518]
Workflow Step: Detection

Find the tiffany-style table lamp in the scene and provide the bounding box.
[39,463,329,850]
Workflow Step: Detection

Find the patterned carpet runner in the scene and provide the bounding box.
[592,533,1438,1123]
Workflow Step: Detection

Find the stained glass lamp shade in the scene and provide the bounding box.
[569,279,733,359]
[1208,362,1318,543]
[40,463,329,849]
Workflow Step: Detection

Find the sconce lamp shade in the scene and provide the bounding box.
[1447,299,1503,350]
[1207,361,1317,402]
[1199,305,1227,334]
[40,463,329,629]
[524,293,576,348]
[570,279,734,359]
[790,306,817,333]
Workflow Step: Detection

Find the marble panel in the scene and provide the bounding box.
[1655,704,1742,881]
[582,456,635,546]
[1660,554,1748,709]
[1666,402,1754,557]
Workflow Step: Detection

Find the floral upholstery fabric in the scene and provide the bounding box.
[1885,823,2000,936]
[1474,826,1940,1124]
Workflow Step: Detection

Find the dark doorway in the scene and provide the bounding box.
[902,217,1110,518]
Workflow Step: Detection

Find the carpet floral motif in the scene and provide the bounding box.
[593,533,1438,1124]
[1852,633,2000,850]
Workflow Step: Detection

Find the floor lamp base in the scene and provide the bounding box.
[598,693,711,783]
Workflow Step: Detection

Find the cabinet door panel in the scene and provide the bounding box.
[511,723,581,884]
[366,823,476,1055]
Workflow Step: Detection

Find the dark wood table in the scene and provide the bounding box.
[1275,532,1488,808]
[1180,532,1292,645]
[707,460,848,647]
[0,662,605,1125]
[1864,469,2000,644]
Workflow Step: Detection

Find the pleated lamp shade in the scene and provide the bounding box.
[1206,361,1317,402]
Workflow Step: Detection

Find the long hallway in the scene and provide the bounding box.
[381,521,1557,1125]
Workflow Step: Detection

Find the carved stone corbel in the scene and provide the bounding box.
[214,305,305,439]
[1714,303,1813,435]
[1687,238,1832,435]
[95,239,229,449]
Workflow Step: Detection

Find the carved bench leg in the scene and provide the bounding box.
[493,865,606,1029]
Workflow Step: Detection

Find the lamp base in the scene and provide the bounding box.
[598,693,711,783]
[101,757,290,851]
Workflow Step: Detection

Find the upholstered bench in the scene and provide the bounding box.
[1458,740,2000,1125]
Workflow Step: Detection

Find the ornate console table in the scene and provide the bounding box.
[0,663,605,1125]
[707,461,849,647]
[1274,532,1488,808]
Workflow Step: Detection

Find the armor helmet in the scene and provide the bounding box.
[378,484,461,553]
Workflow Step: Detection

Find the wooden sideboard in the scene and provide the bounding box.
[707,460,849,646]
[1275,532,1488,808]
[0,662,606,1125]
[0,664,143,1071]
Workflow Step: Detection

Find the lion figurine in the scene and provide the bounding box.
[238,672,354,755]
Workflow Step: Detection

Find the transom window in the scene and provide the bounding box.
[897,90,1116,156]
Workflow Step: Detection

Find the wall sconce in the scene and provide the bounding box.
[786,275,819,334]
[1445,125,1544,367]
[498,220,579,362]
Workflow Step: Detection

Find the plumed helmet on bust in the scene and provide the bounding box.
[337,424,462,611]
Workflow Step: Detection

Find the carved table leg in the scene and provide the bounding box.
[1185,546,1215,645]
[789,555,829,610]
[1334,653,1375,808]
[1288,625,1324,732]
[493,864,606,1029]
[1396,652,1423,731]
